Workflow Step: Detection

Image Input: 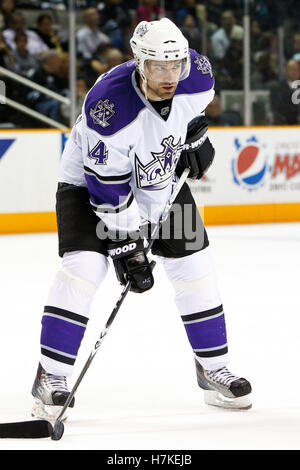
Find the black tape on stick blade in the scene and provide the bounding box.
[0,420,53,439]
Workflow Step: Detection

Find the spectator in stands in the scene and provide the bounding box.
[98,0,132,51]
[8,31,40,77]
[27,50,65,122]
[120,12,138,61]
[253,31,278,63]
[175,0,201,27]
[33,13,62,52]
[136,0,165,23]
[103,46,124,69]
[0,0,16,30]
[223,38,243,88]
[177,3,216,57]
[82,44,124,88]
[210,10,243,60]
[194,3,217,39]
[77,7,110,60]
[252,0,281,31]
[55,51,70,91]
[84,42,112,81]
[205,94,242,126]
[250,20,262,54]
[291,33,300,63]
[179,14,202,52]
[28,50,63,90]
[204,0,242,27]
[205,0,225,26]
[213,38,243,91]
[0,28,16,127]
[270,59,300,125]
[60,75,88,125]
[251,50,278,89]
[3,11,48,56]
[0,28,14,68]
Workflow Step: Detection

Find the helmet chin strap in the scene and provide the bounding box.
[140,71,148,101]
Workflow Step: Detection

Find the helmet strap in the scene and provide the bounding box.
[136,63,148,101]
[141,73,148,101]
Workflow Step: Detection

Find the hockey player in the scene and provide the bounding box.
[31,18,252,420]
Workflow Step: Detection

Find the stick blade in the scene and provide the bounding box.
[51,420,64,441]
[0,420,53,439]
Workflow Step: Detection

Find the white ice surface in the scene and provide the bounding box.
[0,222,300,450]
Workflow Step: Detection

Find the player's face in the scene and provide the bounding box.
[144,59,182,101]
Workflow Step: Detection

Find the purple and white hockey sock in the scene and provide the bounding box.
[40,251,109,376]
[160,247,229,370]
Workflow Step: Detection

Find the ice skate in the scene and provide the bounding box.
[31,363,74,421]
[195,359,252,410]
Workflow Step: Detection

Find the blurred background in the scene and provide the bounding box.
[0,1,299,231]
[0,0,300,129]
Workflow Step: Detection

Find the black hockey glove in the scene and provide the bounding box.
[107,237,155,293]
[176,115,215,180]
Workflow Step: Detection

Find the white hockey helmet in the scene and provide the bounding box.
[130,18,191,83]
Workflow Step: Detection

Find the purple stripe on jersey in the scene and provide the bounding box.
[175,49,214,97]
[183,313,227,350]
[85,173,131,207]
[40,315,86,357]
[85,61,145,137]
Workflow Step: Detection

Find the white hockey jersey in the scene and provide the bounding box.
[59,49,215,235]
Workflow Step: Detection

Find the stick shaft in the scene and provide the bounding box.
[54,169,190,424]
[55,282,131,422]
[147,169,190,252]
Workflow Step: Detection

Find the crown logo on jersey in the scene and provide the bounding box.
[135,135,182,189]
[194,55,212,77]
[89,99,115,128]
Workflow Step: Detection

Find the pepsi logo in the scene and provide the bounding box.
[232,136,270,190]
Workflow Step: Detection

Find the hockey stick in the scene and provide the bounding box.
[0,420,52,439]
[0,168,189,440]
[51,168,190,440]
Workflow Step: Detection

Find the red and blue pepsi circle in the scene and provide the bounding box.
[232,136,269,190]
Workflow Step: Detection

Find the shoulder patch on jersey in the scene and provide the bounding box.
[84,61,145,137]
[175,49,214,96]
[193,55,213,78]
[89,99,115,128]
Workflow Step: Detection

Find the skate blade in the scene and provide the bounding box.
[31,398,68,423]
[204,390,252,410]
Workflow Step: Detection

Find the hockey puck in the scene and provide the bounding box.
[51,420,64,441]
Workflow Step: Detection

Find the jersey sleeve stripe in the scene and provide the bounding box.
[85,171,132,207]
[84,165,132,184]
[90,190,134,214]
